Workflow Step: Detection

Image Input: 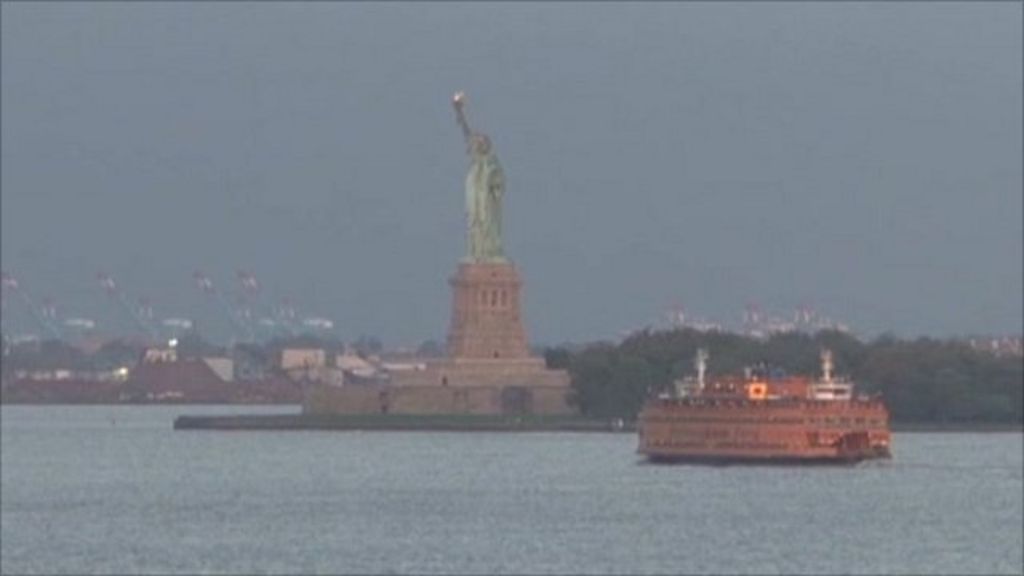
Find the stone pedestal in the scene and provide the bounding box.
[447,261,529,360]
[302,257,576,418]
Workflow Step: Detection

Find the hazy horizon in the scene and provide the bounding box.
[2,3,1021,347]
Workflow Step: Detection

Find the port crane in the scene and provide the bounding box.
[0,271,63,339]
[192,271,255,343]
[96,272,160,342]
[237,271,331,339]
[235,269,275,339]
[272,297,300,337]
[666,303,686,329]
[275,295,335,337]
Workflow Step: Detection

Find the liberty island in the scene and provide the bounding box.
[176,92,578,429]
[302,91,572,417]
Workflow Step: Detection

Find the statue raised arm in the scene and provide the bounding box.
[452,91,473,148]
[452,91,505,262]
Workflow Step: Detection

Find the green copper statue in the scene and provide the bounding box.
[453,91,505,262]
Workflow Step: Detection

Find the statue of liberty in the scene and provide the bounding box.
[453,91,505,262]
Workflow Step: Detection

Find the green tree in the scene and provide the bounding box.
[563,327,1023,425]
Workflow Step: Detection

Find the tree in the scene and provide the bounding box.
[352,335,383,355]
[416,339,445,358]
[562,327,1023,425]
[543,347,571,370]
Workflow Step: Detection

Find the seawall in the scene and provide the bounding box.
[173,413,629,432]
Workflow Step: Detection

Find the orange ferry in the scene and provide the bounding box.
[638,350,891,464]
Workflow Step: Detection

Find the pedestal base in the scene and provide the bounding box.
[300,259,575,418]
[447,261,530,360]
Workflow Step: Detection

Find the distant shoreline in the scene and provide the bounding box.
[171,412,1023,434]
[0,399,301,407]
[173,413,629,433]
[3,403,1020,433]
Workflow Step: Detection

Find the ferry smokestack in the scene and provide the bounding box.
[696,348,709,391]
[821,349,834,383]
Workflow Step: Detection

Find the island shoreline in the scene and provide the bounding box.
[168,412,1023,433]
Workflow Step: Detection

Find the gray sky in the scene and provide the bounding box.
[2,3,1021,346]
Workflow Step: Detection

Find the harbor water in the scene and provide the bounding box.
[2,405,1021,575]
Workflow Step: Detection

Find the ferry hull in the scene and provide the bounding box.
[641,446,892,466]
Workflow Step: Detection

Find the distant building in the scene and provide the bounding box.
[143,346,177,364]
[232,345,271,381]
[280,348,325,371]
[278,347,344,384]
[202,357,234,382]
[336,352,380,379]
[967,336,1023,358]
